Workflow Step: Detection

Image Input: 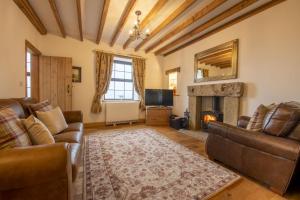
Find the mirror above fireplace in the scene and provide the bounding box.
[194,39,238,83]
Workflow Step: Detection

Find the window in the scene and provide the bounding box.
[168,72,177,90]
[104,57,139,100]
[26,52,31,97]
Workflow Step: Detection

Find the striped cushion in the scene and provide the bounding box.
[29,100,53,115]
[247,104,276,132]
[0,108,32,149]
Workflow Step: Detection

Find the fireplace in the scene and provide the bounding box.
[200,96,223,129]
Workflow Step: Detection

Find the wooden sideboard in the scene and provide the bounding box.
[146,106,172,126]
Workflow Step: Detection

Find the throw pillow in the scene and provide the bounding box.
[22,115,55,145]
[0,108,31,149]
[247,104,276,132]
[36,107,68,135]
[263,103,300,136]
[29,100,53,115]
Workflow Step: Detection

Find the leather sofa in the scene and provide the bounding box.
[206,102,300,195]
[0,98,83,200]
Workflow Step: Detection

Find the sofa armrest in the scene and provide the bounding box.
[208,121,300,161]
[63,111,83,123]
[237,116,250,129]
[0,143,72,191]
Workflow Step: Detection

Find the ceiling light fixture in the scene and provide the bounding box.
[129,10,150,41]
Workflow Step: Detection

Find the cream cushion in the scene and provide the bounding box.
[22,115,55,145]
[36,107,68,135]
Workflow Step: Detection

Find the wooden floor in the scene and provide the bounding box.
[85,124,299,200]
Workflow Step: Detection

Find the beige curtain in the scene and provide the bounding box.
[91,52,114,113]
[132,57,146,110]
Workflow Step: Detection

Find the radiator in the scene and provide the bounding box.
[105,101,139,125]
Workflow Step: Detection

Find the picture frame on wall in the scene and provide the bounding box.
[72,66,81,83]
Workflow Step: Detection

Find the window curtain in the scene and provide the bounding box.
[132,57,146,110]
[91,52,114,113]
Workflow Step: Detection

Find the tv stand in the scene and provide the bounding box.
[146,106,172,126]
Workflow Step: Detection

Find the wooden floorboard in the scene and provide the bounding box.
[85,124,299,200]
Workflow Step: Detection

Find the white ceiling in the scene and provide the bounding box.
[27,0,272,54]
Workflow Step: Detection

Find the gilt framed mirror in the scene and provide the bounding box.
[194,39,238,83]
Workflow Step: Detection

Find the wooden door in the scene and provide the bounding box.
[39,56,72,111]
[30,54,39,101]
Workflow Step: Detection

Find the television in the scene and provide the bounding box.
[145,89,173,106]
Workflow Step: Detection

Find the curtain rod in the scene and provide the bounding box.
[93,49,145,59]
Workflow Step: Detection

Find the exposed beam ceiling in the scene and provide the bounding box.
[13,0,47,35]
[14,0,286,53]
[123,0,168,49]
[162,0,286,56]
[96,0,110,44]
[110,0,137,47]
[48,0,66,38]
[145,0,227,53]
[134,0,197,51]
[76,0,83,41]
[155,0,259,55]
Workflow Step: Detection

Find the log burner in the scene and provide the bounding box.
[200,96,223,129]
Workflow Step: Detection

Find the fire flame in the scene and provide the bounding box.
[203,114,217,123]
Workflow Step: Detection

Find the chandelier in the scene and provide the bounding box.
[129,10,150,40]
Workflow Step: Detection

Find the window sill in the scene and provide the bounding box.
[103,100,140,102]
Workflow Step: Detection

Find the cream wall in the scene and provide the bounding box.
[39,35,163,123]
[162,0,300,117]
[0,0,41,98]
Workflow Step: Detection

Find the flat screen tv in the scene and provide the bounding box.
[145,89,173,106]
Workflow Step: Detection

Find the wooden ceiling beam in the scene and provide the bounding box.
[134,0,196,51]
[155,0,258,55]
[123,0,168,49]
[48,0,66,38]
[96,0,110,44]
[162,0,286,56]
[76,0,83,41]
[145,0,227,53]
[13,0,47,35]
[110,0,137,47]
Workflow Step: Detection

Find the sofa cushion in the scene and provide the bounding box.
[247,104,275,132]
[0,108,32,149]
[54,131,83,144]
[36,107,68,135]
[263,103,300,137]
[22,115,55,145]
[64,122,83,132]
[0,100,26,119]
[69,143,81,181]
[29,100,53,116]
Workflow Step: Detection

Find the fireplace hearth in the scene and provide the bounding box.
[200,96,223,129]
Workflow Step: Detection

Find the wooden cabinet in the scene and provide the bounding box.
[39,56,72,111]
[146,107,172,126]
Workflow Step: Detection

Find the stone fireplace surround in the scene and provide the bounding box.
[188,82,244,130]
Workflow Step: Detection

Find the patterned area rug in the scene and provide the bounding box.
[85,128,240,200]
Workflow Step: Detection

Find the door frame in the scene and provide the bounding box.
[25,40,41,98]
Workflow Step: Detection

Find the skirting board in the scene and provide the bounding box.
[84,119,146,129]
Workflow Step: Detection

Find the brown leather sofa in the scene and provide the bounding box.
[0,98,83,200]
[206,102,300,195]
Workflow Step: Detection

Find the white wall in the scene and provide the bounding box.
[162,0,300,117]
[0,0,41,98]
[39,35,163,123]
